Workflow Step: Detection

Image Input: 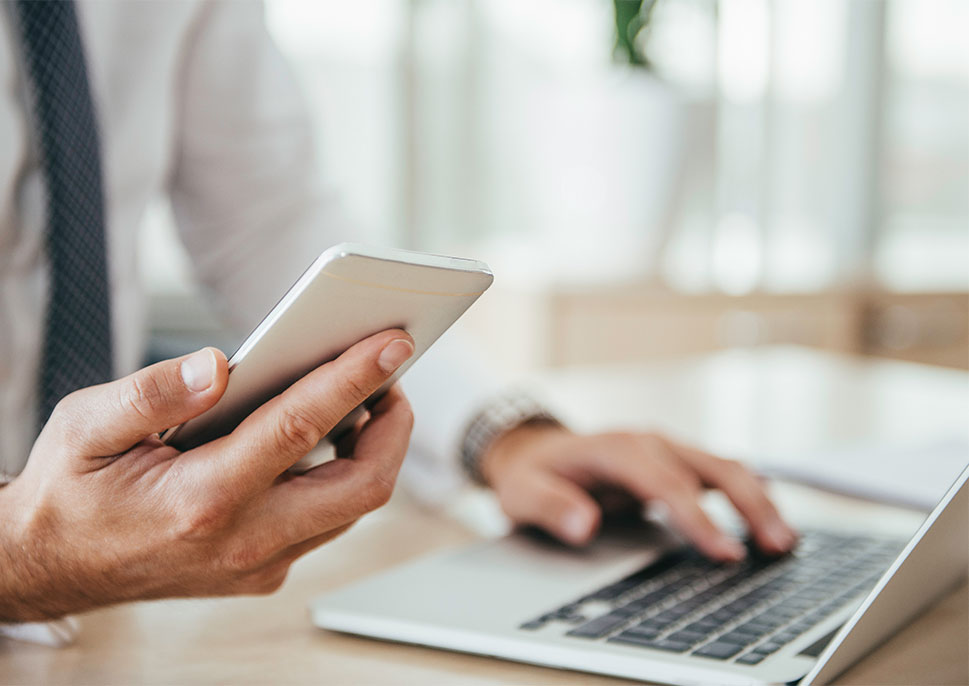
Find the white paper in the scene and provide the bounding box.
[754,437,969,511]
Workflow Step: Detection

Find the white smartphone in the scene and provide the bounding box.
[161,243,493,451]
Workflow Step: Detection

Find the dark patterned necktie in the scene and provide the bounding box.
[13,0,114,429]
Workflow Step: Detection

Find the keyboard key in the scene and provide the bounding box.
[621,591,667,613]
[581,587,625,603]
[677,596,711,612]
[684,620,721,634]
[535,607,586,625]
[610,635,692,653]
[734,620,774,637]
[652,607,691,624]
[784,598,816,611]
[623,627,661,641]
[694,641,744,660]
[736,652,767,665]
[666,630,707,645]
[755,641,785,655]
[774,628,805,643]
[567,613,629,639]
[548,530,903,653]
[623,621,656,635]
[709,608,736,623]
[772,604,802,618]
[609,550,692,587]
[718,630,760,646]
[559,615,587,625]
[756,609,793,624]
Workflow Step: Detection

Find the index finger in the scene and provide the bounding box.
[266,383,414,544]
[190,329,413,496]
[580,436,747,561]
[671,441,797,554]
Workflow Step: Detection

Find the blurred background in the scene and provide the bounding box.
[144,0,969,373]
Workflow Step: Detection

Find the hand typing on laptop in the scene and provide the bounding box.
[479,425,798,560]
[0,331,414,622]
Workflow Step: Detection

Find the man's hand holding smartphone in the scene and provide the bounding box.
[0,330,414,622]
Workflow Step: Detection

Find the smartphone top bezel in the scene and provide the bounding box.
[226,243,492,372]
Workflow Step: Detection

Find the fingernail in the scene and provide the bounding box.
[378,339,414,373]
[562,510,592,544]
[767,521,796,550]
[181,348,216,392]
[720,538,747,561]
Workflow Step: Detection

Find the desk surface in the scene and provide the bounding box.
[2,347,967,685]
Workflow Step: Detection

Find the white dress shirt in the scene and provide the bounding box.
[0,1,501,501]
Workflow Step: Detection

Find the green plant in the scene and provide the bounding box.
[613,0,659,68]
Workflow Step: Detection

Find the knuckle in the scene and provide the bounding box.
[680,468,703,490]
[337,373,373,405]
[607,430,635,445]
[595,432,638,466]
[239,573,286,595]
[638,431,668,450]
[45,389,86,438]
[221,539,273,576]
[721,459,774,509]
[244,565,289,595]
[51,388,81,417]
[617,432,641,451]
[642,470,675,496]
[397,399,415,430]
[666,475,701,502]
[359,470,396,512]
[173,500,234,543]
[534,488,570,520]
[119,373,166,422]
[719,458,758,488]
[277,407,323,454]
[626,431,666,461]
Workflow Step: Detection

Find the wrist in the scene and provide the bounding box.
[479,423,570,488]
[0,480,68,622]
[0,481,33,621]
[460,394,564,486]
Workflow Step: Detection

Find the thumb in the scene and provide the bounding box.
[48,347,228,456]
[503,471,602,546]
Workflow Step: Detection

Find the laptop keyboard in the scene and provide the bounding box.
[520,531,903,666]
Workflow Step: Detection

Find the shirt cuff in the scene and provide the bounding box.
[0,616,79,647]
[459,392,563,485]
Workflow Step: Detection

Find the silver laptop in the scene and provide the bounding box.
[311,466,968,685]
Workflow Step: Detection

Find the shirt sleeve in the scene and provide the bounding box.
[168,0,356,333]
[397,327,508,504]
[166,0,496,503]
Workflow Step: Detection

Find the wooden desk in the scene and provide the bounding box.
[2,348,967,685]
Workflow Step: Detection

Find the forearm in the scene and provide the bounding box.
[0,484,87,649]
[0,481,43,622]
[0,480,85,623]
[478,422,571,487]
